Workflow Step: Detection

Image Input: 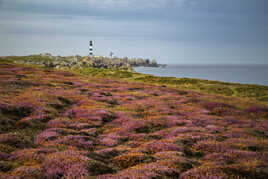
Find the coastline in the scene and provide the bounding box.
[0,59,268,178]
[0,54,164,71]
[1,56,267,104]
[134,64,268,86]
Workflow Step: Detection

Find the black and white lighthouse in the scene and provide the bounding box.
[89,40,93,56]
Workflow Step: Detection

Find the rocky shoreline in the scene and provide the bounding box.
[6,53,165,72]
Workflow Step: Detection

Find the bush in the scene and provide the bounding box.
[113,152,155,169]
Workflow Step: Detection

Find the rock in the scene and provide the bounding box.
[13,54,163,71]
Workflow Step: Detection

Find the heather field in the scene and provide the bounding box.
[0,60,268,178]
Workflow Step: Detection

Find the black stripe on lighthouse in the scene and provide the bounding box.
[89,41,93,56]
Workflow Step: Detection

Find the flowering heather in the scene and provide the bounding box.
[225,137,268,151]
[192,140,228,154]
[11,165,43,178]
[108,112,133,126]
[123,119,148,132]
[68,122,92,130]
[244,105,268,115]
[65,108,114,124]
[205,124,225,133]
[98,161,178,179]
[127,133,148,141]
[136,140,184,154]
[8,148,56,162]
[113,152,155,169]
[80,128,98,136]
[204,101,239,116]
[126,141,141,148]
[166,126,203,138]
[34,130,59,144]
[99,135,119,147]
[64,107,92,119]
[161,115,190,128]
[94,109,116,122]
[47,117,72,128]
[41,150,91,178]
[55,135,94,149]
[221,117,252,128]
[95,148,120,158]
[1,62,268,178]
[224,128,250,138]
[204,150,268,165]
[0,134,19,144]
[0,133,29,148]
[254,121,268,137]
[180,164,228,179]
[0,151,9,160]
[153,151,183,160]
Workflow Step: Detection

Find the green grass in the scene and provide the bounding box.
[70,66,268,104]
[0,55,53,63]
[1,56,268,104]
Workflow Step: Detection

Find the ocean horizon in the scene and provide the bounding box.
[134,63,268,86]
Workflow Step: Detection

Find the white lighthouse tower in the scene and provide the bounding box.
[89,40,93,57]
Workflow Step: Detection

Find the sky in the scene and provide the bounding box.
[0,0,267,64]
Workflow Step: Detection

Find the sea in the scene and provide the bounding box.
[134,64,268,86]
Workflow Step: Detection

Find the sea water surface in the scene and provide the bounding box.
[134,64,268,86]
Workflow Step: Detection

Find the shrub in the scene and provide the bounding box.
[98,161,179,179]
[8,148,56,163]
[180,164,228,179]
[34,130,59,144]
[42,150,114,178]
[0,133,31,148]
[153,151,183,160]
[0,144,16,153]
[68,122,92,130]
[100,137,118,147]
[224,128,250,138]
[0,161,17,172]
[0,151,9,160]
[47,117,72,128]
[113,152,155,169]
[192,140,228,154]
[41,150,90,178]
[139,140,184,154]
[204,102,238,116]
[254,121,268,137]
[55,135,94,150]
[12,166,43,178]
[0,105,33,120]
[95,148,120,159]
[80,128,98,136]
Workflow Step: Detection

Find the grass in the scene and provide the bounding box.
[1,55,267,104]
[0,58,268,178]
[69,65,268,104]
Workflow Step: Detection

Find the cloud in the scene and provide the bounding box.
[2,0,266,25]
[0,0,267,63]
[1,0,266,44]
[0,0,192,27]
[0,0,188,11]
[0,11,164,39]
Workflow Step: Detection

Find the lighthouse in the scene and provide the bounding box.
[89,40,93,56]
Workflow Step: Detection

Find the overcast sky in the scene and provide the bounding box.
[0,0,267,64]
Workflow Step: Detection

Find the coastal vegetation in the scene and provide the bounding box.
[0,56,267,178]
[1,55,267,103]
[0,53,161,73]
[72,66,268,103]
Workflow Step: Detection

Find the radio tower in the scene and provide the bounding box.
[89,40,93,57]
